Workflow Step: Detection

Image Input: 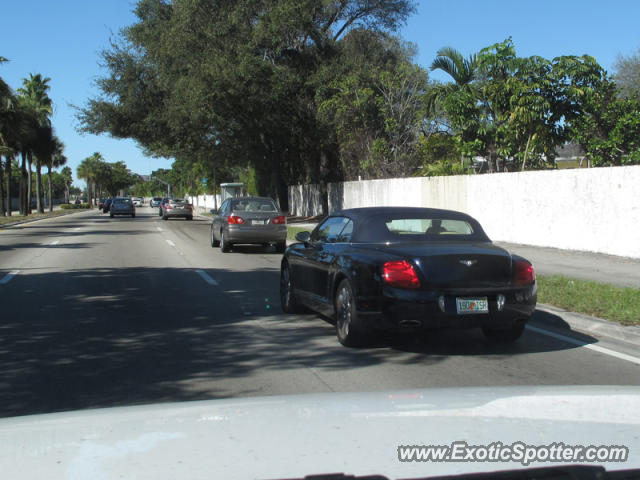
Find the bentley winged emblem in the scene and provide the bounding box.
[459,260,477,267]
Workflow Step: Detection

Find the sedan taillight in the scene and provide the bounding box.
[227,215,245,225]
[272,216,286,225]
[165,203,172,210]
[382,260,421,289]
[513,260,535,285]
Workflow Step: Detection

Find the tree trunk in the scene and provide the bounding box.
[0,157,5,216]
[47,164,53,212]
[5,156,11,216]
[20,151,27,215]
[521,134,532,172]
[27,152,33,214]
[36,159,44,213]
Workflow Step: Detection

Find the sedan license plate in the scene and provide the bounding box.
[252,219,265,225]
[456,297,489,314]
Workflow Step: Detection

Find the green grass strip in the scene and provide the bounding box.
[537,275,640,326]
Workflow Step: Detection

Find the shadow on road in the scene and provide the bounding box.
[0,266,603,419]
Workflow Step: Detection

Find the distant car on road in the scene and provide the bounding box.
[280,206,537,347]
[150,197,162,208]
[158,197,171,216]
[210,196,287,253]
[132,197,143,207]
[161,198,193,221]
[102,198,112,213]
[109,197,135,218]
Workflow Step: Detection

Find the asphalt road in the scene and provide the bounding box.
[0,207,638,419]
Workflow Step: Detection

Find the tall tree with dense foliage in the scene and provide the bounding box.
[78,0,417,210]
[613,48,640,99]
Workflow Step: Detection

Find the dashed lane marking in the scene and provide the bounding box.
[0,270,20,285]
[196,269,219,286]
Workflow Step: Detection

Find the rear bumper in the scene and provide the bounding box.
[164,209,192,218]
[356,284,537,331]
[226,225,287,244]
[111,209,134,215]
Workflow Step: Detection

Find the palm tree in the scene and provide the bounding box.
[16,73,53,214]
[431,47,478,86]
[47,136,66,211]
[427,47,478,113]
[60,166,72,204]
[424,47,480,169]
[1,56,15,215]
[77,153,103,207]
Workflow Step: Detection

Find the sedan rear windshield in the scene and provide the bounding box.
[113,199,131,204]
[232,199,278,212]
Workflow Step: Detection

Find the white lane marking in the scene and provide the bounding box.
[0,270,20,285]
[166,239,176,247]
[49,240,60,245]
[156,227,163,232]
[196,269,219,286]
[73,227,81,232]
[527,325,640,366]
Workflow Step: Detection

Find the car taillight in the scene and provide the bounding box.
[382,260,421,289]
[227,215,245,225]
[186,205,192,210]
[513,260,535,285]
[272,216,286,225]
[165,203,172,210]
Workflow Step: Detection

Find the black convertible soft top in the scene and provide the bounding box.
[329,206,491,243]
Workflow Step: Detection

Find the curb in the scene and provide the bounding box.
[535,303,640,347]
[0,209,91,229]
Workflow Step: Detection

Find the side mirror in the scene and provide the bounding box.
[210,209,217,215]
[295,231,311,243]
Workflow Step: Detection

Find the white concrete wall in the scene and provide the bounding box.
[288,165,640,258]
[187,194,222,214]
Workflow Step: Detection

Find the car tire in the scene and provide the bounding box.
[482,323,525,343]
[275,242,286,254]
[220,231,231,252]
[210,228,220,247]
[280,262,302,313]
[162,215,168,220]
[158,209,162,217]
[335,279,368,347]
[187,216,193,221]
[110,213,114,218]
[132,213,135,218]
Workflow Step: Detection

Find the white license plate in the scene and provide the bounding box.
[456,297,489,314]
[252,220,265,225]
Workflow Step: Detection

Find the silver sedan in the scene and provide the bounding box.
[210,196,287,253]
[161,199,194,220]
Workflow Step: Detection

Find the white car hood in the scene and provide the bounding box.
[1,385,638,480]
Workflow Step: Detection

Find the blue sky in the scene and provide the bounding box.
[2,1,639,187]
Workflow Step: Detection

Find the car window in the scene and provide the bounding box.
[384,217,474,236]
[246,200,278,212]
[337,219,354,243]
[312,217,350,243]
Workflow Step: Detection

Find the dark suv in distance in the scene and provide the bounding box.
[150,197,162,207]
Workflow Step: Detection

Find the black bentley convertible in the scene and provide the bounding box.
[280,207,537,347]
